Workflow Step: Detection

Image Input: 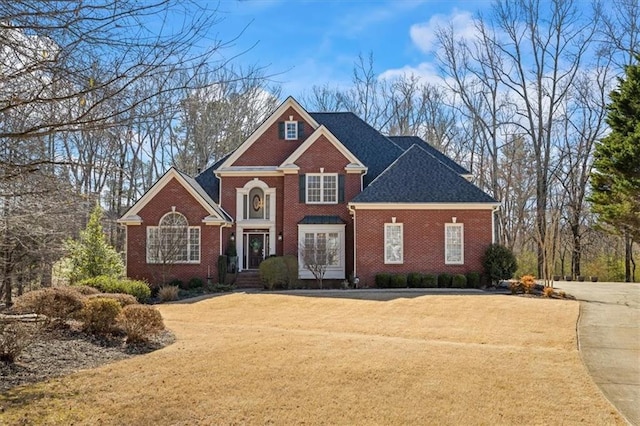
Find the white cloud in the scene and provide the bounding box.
[379,62,444,86]
[409,9,476,53]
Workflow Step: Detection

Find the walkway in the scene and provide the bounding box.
[556,281,640,425]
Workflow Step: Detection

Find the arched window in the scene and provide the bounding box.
[147,212,200,263]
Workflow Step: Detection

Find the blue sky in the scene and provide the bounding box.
[210,0,493,98]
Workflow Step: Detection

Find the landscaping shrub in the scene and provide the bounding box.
[0,322,36,363]
[157,285,179,302]
[543,287,555,298]
[188,277,204,290]
[77,276,151,302]
[72,285,101,296]
[88,293,138,307]
[375,273,391,288]
[452,274,467,288]
[259,256,287,290]
[407,273,423,288]
[466,272,481,289]
[520,275,536,294]
[118,305,165,343]
[438,273,452,288]
[421,274,437,288]
[282,255,299,289]
[13,287,84,322]
[218,255,227,284]
[509,281,522,294]
[482,244,518,285]
[168,278,183,289]
[80,297,122,334]
[390,274,407,288]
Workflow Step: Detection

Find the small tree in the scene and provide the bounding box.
[298,234,340,289]
[482,243,518,286]
[65,204,124,283]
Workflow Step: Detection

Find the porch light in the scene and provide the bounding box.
[230,232,235,241]
[278,231,283,241]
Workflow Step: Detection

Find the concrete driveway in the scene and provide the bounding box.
[555,281,640,425]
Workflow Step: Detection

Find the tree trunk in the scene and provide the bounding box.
[571,223,581,277]
[624,232,633,282]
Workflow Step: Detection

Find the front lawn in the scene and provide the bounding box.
[0,293,623,424]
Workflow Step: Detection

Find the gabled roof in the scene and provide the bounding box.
[217,96,319,170]
[388,136,470,175]
[310,112,403,186]
[194,153,232,203]
[118,167,231,224]
[350,145,497,204]
[278,125,366,171]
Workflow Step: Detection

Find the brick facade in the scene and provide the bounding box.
[354,209,494,287]
[125,177,221,286]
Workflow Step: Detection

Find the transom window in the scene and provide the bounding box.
[285,121,298,140]
[147,212,200,263]
[306,174,337,204]
[445,223,464,265]
[384,223,403,264]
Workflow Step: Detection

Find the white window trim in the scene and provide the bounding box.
[285,120,298,140]
[305,173,338,204]
[146,225,201,264]
[297,224,345,279]
[384,223,404,264]
[236,179,276,224]
[445,223,464,265]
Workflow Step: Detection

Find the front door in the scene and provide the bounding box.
[246,233,266,269]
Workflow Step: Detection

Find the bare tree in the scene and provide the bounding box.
[298,234,340,289]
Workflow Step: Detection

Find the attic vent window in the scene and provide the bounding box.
[285,121,298,140]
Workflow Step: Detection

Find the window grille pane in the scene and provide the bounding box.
[385,224,403,263]
[445,225,463,263]
[323,175,337,202]
[307,175,321,203]
[285,121,298,139]
[189,228,200,262]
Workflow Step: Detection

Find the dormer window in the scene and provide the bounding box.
[285,121,298,140]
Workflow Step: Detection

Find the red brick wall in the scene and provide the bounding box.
[125,177,221,286]
[232,107,314,167]
[281,135,360,276]
[354,209,494,287]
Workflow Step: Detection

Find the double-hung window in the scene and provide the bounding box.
[384,223,403,264]
[285,121,298,140]
[445,223,464,264]
[146,212,200,263]
[306,174,337,204]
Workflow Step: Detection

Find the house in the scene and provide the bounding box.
[118,97,499,287]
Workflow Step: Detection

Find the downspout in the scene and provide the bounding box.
[348,204,357,281]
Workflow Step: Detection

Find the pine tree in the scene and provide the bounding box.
[66,204,124,283]
[590,56,640,281]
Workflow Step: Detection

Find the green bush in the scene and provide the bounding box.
[117,304,164,343]
[407,273,423,288]
[452,274,467,288]
[168,278,183,289]
[375,273,391,288]
[482,244,518,285]
[282,255,299,289]
[188,277,204,289]
[218,255,227,284]
[390,274,407,288]
[466,272,481,289]
[438,273,452,288]
[81,297,122,334]
[13,287,85,322]
[259,256,287,290]
[421,274,438,288]
[77,276,151,302]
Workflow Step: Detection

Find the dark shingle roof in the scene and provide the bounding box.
[310,112,404,186]
[195,153,232,203]
[388,136,470,175]
[351,145,497,204]
[298,215,346,224]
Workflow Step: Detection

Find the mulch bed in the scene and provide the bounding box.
[0,321,175,393]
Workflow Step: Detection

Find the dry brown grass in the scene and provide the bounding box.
[0,293,624,425]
